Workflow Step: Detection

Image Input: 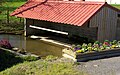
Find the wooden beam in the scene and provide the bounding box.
[29,25,68,35]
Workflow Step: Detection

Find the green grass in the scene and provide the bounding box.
[0,0,26,32]
[0,61,78,75]
[0,50,86,75]
[0,55,86,75]
[111,4,120,9]
[0,1,25,22]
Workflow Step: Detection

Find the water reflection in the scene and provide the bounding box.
[0,34,25,49]
[0,34,65,57]
[26,38,64,57]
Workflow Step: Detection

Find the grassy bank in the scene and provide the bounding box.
[0,53,86,75]
[0,48,39,71]
[0,60,80,75]
[0,0,26,33]
[112,4,120,9]
[0,47,85,75]
[0,49,23,71]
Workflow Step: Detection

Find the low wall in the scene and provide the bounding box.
[62,48,120,62]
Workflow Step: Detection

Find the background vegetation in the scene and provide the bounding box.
[112,4,120,9]
[0,0,26,33]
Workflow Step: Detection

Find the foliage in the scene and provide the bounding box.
[0,0,25,32]
[111,4,120,9]
[0,0,25,22]
[45,55,58,61]
[0,39,12,49]
[21,56,39,62]
[0,23,24,31]
[70,40,120,54]
[0,56,84,75]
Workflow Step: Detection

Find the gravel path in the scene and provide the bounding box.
[56,56,120,75]
[75,56,120,75]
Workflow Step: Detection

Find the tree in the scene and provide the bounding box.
[0,0,3,14]
[0,0,3,5]
[0,0,10,23]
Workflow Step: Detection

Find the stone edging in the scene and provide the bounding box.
[0,47,40,58]
[62,48,120,62]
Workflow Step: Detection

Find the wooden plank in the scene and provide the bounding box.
[29,25,68,35]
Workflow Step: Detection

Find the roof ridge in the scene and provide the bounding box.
[47,1,105,4]
[28,0,105,4]
[10,1,106,16]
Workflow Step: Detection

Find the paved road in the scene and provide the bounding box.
[76,56,120,75]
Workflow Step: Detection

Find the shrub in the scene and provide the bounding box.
[45,55,58,61]
[0,39,12,49]
[21,56,39,61]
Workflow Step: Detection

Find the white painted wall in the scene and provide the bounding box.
[85,0,120,4]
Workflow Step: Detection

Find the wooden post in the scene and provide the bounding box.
[20,18,21,23]
[24,18,27,36]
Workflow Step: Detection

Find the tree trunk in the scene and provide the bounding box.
[6,9,9,24]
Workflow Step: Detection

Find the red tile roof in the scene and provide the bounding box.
[10,1,119,26]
